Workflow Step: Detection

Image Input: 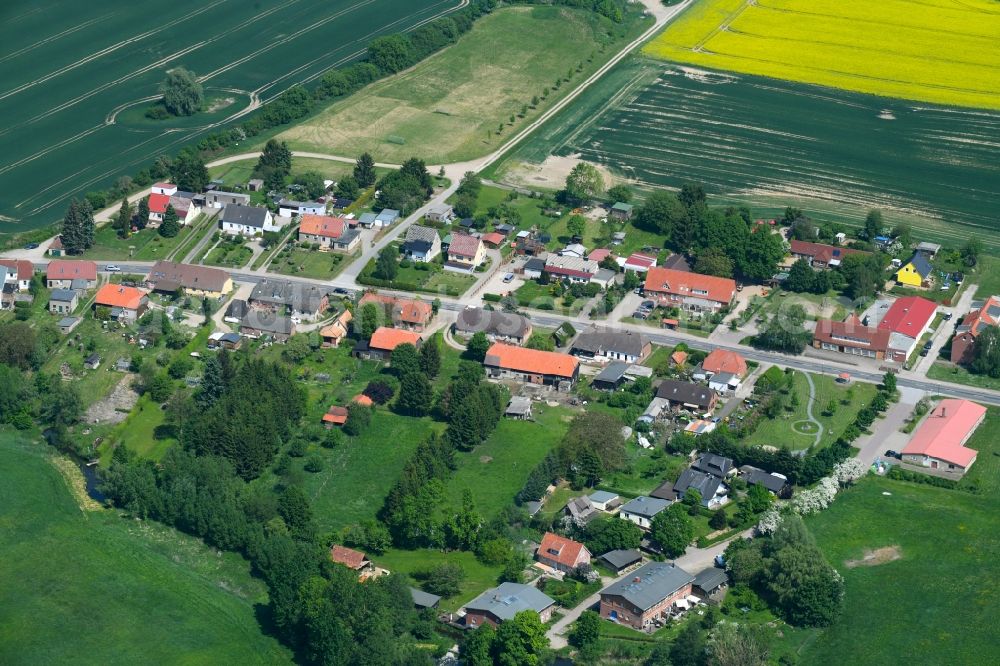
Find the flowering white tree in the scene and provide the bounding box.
[756,509,783,535]
[792,476,839,515]
[834,458,868,486]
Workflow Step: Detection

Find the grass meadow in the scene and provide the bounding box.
[278,6,651,164]
[0,431,292,665]
[644,0,1000,111]
[0,0,462,235]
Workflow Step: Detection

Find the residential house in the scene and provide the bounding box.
[455,307,532,344]
[696,350,748,380]
[220,204,277,236]
[463,582,556,629]
[94,284,148,323]
[900,399,984,476]
[374,209,400,227]
[505,396,533,420]
[0,259,33,292]
[812,315,892,360]
[589,490,621,512]
[403,225,442,262]
[609,202,633,221]
[876,296,937,361]
[896,253,934,288]
[643,267,736,313]
[739,465,792,498]
[319,310,353,348]
[544,255,598,283]
[298,215,361,252]
[46,260,98,289]
[536,532,592,574]
[672,469,729,508]
[249,278,329,320]
[565,496,599,527]
[790,240,869,269]
[353,326,422,361]
[589,248,612,264]
[483,343,580,390]
[204,191,251,208]
[148,192,200,226]
[623,253,657,273]
[151,182,177,196]
[409,588,441,610]
[278,199,325,217]
[145,261,232,298]
[691,454,735,478]
[951,296,1000,365]
[322,406,349,428]
[600,549,643,575]
[446,234,485,271]
[425,204,454,223]
[240,311,295,341]
[522,257,546,280]
[570,327,651,364]
[592,268,617,289]
[599,562,695,630]
[655,379,719,413]
[619,496,670,529]
[48,289,78,315]
[358,293,434,331]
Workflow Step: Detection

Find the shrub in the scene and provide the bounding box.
[304,456,324,473]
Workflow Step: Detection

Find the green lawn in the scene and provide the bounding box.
[927,360,1000,392]
[801,476,1000,665]
[81,224,193,261]
[764,289,850,322]
[110,394,175,462]
[445,405,573,519]
[743,371,878,451]
[598,444,688,498]
[0,431,292,665]
[375,548,503,613]
[268,247,356,280]
[203,240,253,268]
[514,280,587,315]
[956,407,1000,496]
[361,258,477,297]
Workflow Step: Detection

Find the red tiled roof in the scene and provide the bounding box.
[588,248,612,263]
[960,296,1000,338]
[701,349,748,377]
[0,259,33,281]
[671,350,688,365]
[790,240,869,265]
[359,293,432,325]
[538,532,590,569]
[448,234,482,258]
[484,342,578,378]
[352,394,373,407]
[813,319,891,351]
[901,399,984,467]
[644,267,736,305]
[877,296,937,338]
[148,192,171,215]
[624,253,656,270]
[299,214,345,239]
[330,545,369,569]
[47,260,97,281]
[95,284,146,310]
[322,406,348,425]
[369,326,421,351]
[481,232,505,247]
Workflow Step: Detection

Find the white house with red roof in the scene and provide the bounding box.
[622,253,657,273]
[0,259,34,291]
[446,234,485,271]
[148,191,200,226]
[876,295,937,362]
[900,399,984,475]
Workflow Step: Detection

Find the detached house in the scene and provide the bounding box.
[298,215,361,252]
[544,255,598,283]
[358,293,434,331]
[249,279,330,321]
[599,562,695,630]
[536,532,592,574]
[619,496,670,529]
[403,225,442,262]
[570,327,651,364]
[463,583,556,629]
[455,307,532,344]
[790,240,869,269]
[896,253,934,288]
[483,343,579,390]
[94,284,148,323]
[446,234,485,271]
[655,380,719,413]
[320,310,353,348]
[46,260,98,289]
[951,296,1000,365]
[220,204,277,236]
[672,469,729,508]
[0,260,33,292]
[643,267,736,314]
[148,192,200,226]
[329,545,375,580]
[353,326,422,361]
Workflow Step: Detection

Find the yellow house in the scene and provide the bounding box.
[896,253,933,288]
[446,234,486,270]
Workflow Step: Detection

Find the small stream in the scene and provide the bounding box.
[78,462,107,503]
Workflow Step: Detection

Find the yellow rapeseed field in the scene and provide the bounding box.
[644,0,1000,110]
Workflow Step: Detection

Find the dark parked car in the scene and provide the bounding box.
[23,242,39,249]
[885,450,900,459]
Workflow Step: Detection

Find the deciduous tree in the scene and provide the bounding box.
[159,67,203,116]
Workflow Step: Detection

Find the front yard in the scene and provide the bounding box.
[268,246,356,280]
[81,222,196,261]
[202,238,253,268]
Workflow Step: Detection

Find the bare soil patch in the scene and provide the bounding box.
[84,375,139,425]
[503,154,615,191]
[845,545,902,568]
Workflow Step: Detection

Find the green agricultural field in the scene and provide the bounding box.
[278,6,651,164]
[644,0,1000,111]
[0,431,291,664]
[802,476,1000,664]
[0,0,462,236]
[491,57,1000,252]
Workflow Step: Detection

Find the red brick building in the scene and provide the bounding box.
[599,562,694,630]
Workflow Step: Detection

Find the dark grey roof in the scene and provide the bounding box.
[85,353,100,365]
[70,278,90,290]
[594,361,629,384]
[692,567,728,593]
[620,496,670,519]
[219,332,241,344]
[656,380,718,409]
[249,279,328,314]
[58,317,78,328]
[405,225,439,245]
[908,253,934,279]
[692,454,734,477]
[464,582,555,621]
[337,228,360,245]
[409,587,441,609]
[524,257,546,272]
[404,239,434,255]
[455,307,530,339]
[50,288,77,302]
[572,327,649,358]
[600,562,694,612]
[225,299,248,319]
[742,466,788,493]
[600,549,642,570]
[242,311,293,335]
[663,254,691,272]
[220,204,268,228]
[147,261,230,293]
[650,480,677,502]
[673,469,724,501]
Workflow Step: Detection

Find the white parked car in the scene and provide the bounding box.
[105,264,121,272]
